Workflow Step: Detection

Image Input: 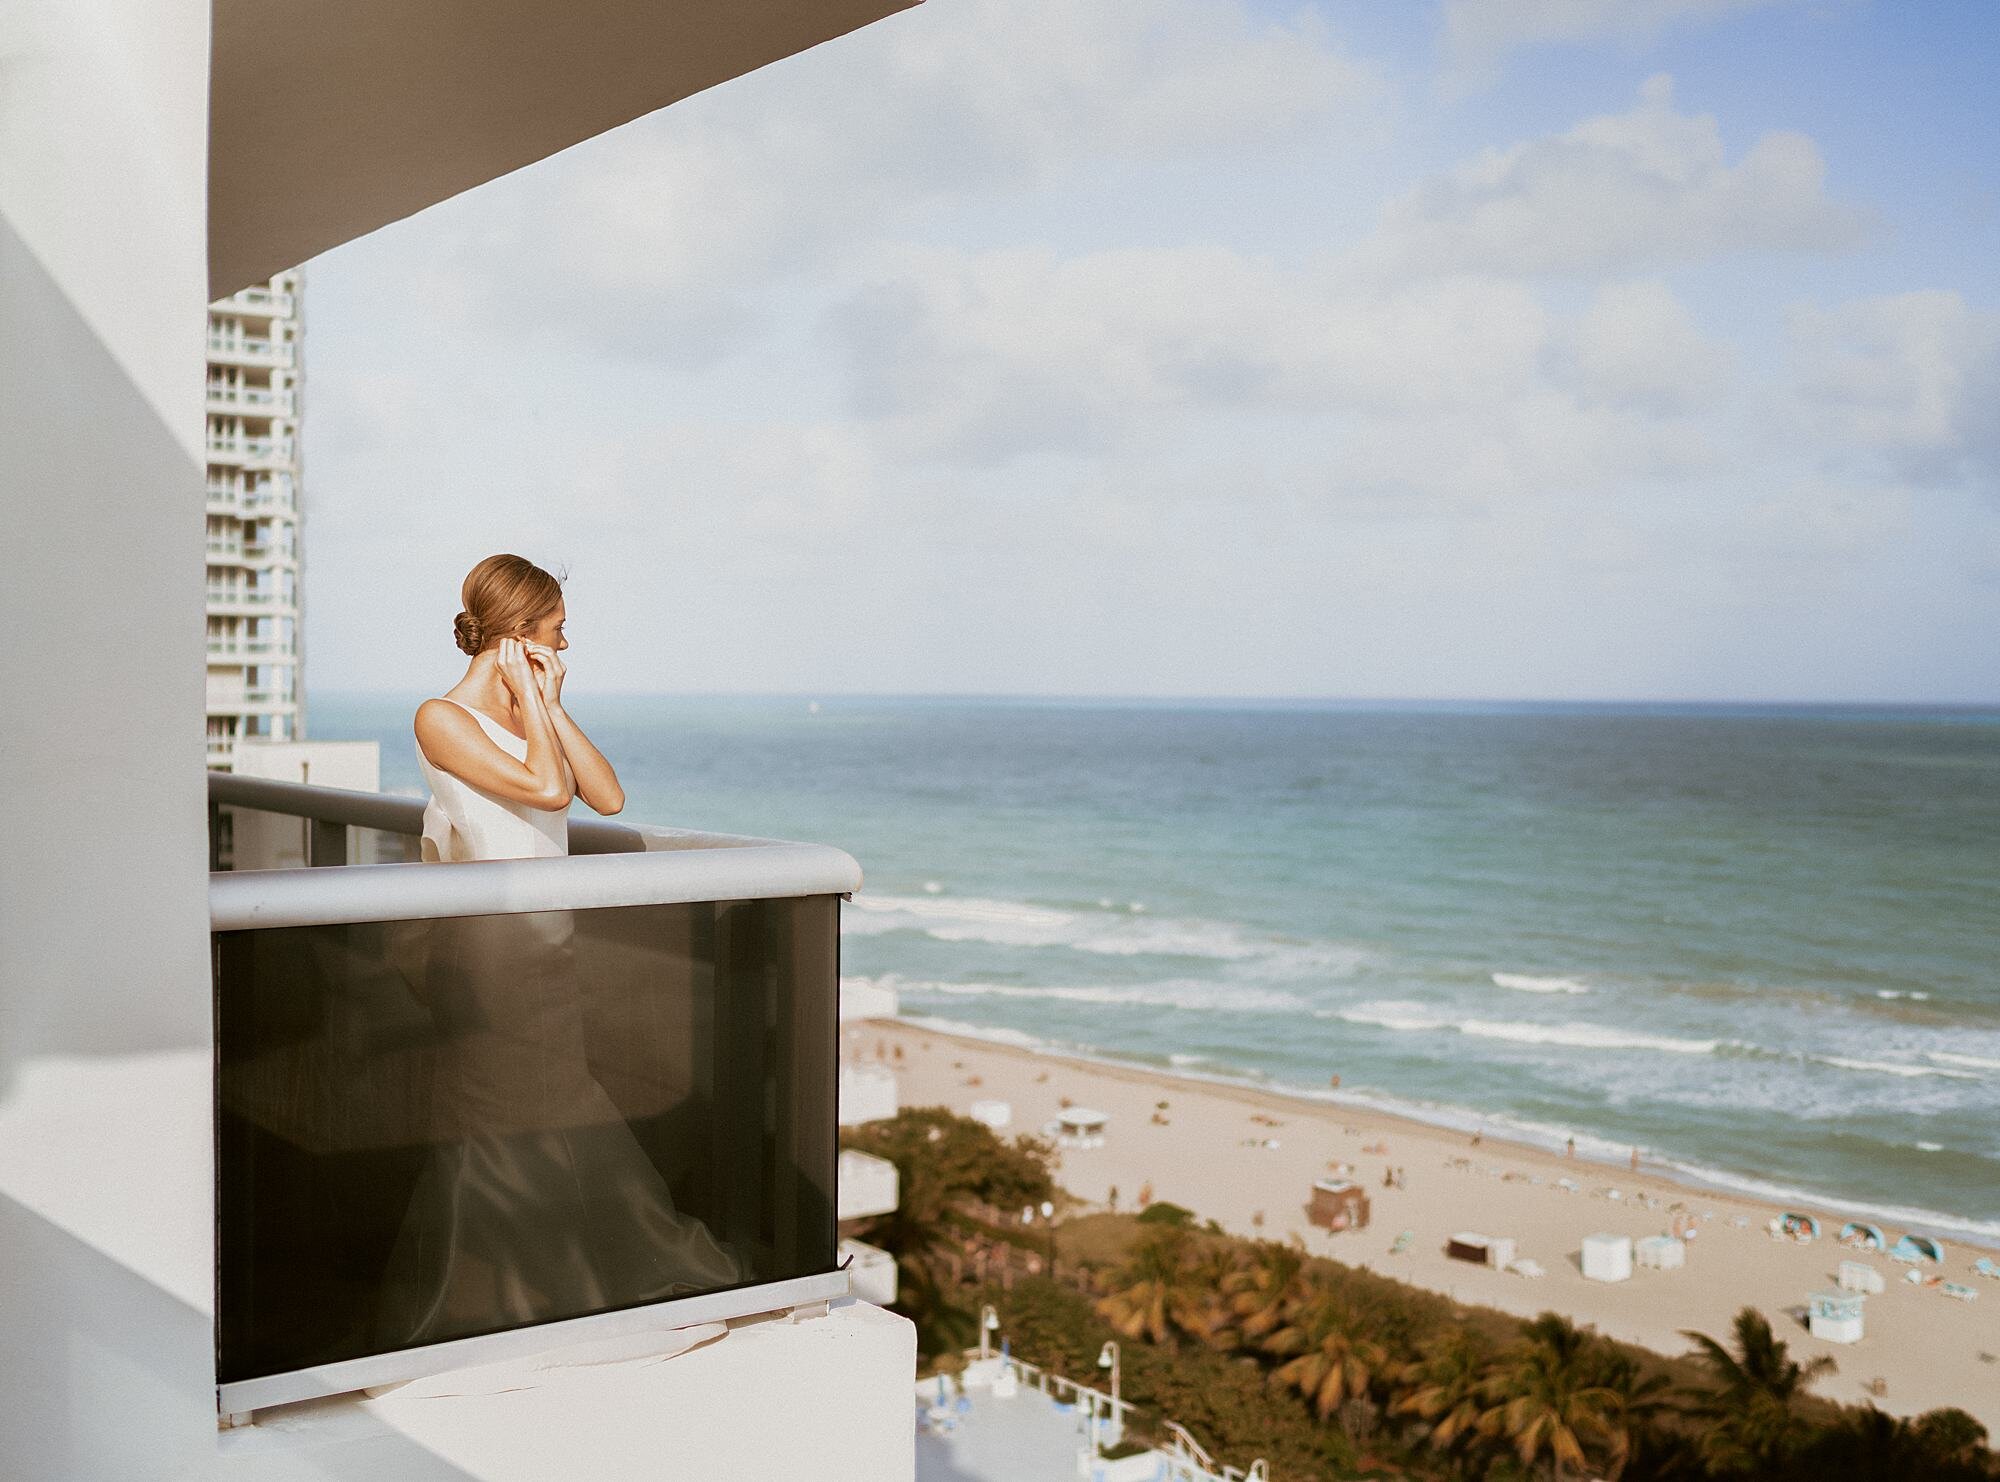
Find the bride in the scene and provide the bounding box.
[376,554,741,1352]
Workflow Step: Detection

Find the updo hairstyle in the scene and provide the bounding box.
[452,554,565,657]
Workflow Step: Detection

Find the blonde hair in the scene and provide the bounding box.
[452,554,565,656]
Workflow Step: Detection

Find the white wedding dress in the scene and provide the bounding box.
[375,697,741,1351]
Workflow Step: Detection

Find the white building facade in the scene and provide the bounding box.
[3,1,922,1476]
[205,272,303,769]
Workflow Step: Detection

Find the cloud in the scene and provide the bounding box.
[1786,289,2000,483]
[824,243,1555,466]
[1571,278,1732,411]
[1359,75,1868,277]
[1442,0,1795,83]
[376,0,1382,363]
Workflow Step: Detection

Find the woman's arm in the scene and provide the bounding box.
[526,640,624,815]
[413,640,574,810]
[546,704,624,815]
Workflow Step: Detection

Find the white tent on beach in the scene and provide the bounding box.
[1581,1233,1633,1282]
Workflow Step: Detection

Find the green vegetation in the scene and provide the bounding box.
[849,1108,1996,1479]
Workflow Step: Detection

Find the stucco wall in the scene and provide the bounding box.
[0,1,218,1476]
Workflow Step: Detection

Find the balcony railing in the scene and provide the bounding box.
[208,638,288,660]
[206,435,295,464]
[206,771,859,1414]
[206,588,292,610]
[207,334,296,367]
[213,287,295,317]
[206,383,293,415]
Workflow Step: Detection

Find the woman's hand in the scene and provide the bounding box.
[495,637,540,704]
[525,641,567,707]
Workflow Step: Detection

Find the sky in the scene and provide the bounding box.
[301,0,2000,703]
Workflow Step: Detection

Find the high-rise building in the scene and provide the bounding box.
[205,271,304,769]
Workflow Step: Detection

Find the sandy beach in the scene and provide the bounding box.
[856,1015,2000,1431]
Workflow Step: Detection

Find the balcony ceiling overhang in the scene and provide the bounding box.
[208,0,920,299]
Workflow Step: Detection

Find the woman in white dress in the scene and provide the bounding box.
[376,554,740,1352]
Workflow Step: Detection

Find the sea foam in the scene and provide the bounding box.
[846,891,1359,977]
[1493,972,1592,995]
[1326,1001,1716,1055]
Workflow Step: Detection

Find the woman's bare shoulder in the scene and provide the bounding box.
[414,697,477,748]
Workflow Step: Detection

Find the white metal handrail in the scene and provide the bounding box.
[995,1354,1136,1429]
[207,771,861,929]
[965,1349,1266,1480]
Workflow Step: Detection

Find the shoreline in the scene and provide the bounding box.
[860,1014,2000,1429]
[892,1011,2000,1250]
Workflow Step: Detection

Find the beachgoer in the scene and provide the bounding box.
[1565,1137,1575,1159]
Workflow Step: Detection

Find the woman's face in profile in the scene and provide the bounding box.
[517,601,568,653]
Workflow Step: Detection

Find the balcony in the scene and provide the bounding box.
[212,287,295,318]
[208,638,288,662]
[206,588,294,615]
[840,1063,900,1126]
[207,334,296,368]
[206,382,293,415]
[837,1149,900,1221]
[206,434,295,467]
[206,771,862,1415]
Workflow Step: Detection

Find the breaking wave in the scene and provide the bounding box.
[1493,972,1592,995]
[844,892,1363,977]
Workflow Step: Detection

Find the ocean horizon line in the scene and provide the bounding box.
[304,688,2000,717]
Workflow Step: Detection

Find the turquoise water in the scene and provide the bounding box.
[314,694,2000,1241]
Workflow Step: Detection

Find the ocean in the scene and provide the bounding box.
[313,693,2000,1244]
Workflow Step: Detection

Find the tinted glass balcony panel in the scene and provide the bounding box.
[214,894,838,1388]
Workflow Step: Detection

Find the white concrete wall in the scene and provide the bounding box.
[0,6,920,1477]
[0,1,220,1478]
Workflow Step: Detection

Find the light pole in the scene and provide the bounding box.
[1097,1340,1120,1449]
[1039,1198,1056,1278]
[979,1304,1000,1361]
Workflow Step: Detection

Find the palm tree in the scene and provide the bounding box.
[1179,1241,1245,1350]
[1095,1224,1209,1347]
[1390,1326,1494,1458]
[1677,1307,1835,1475]
[1261,1281,1389,1420]
[1591,1347,1675,1480]
[1222,1239,1311,1346]
[1789,1404,1993,1481]
[1476,1313,1624,1481]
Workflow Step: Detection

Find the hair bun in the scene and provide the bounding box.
[453,610,485,656]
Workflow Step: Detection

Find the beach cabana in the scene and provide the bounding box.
[1777,1212,1820,1240]
[1635,1234,1685,1271]
[1581,1233,1633,1283]
[1307,1178,1371,1233]
[1890,1234,1944,1264]
[1838,1260,1886,1295]
[1808,1289,1865,1344]
[1839,1221,1886,1250]
[968,1099,1012,1131]
[1050,1107,1109,1149]
[1445,1233,1516,1269]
